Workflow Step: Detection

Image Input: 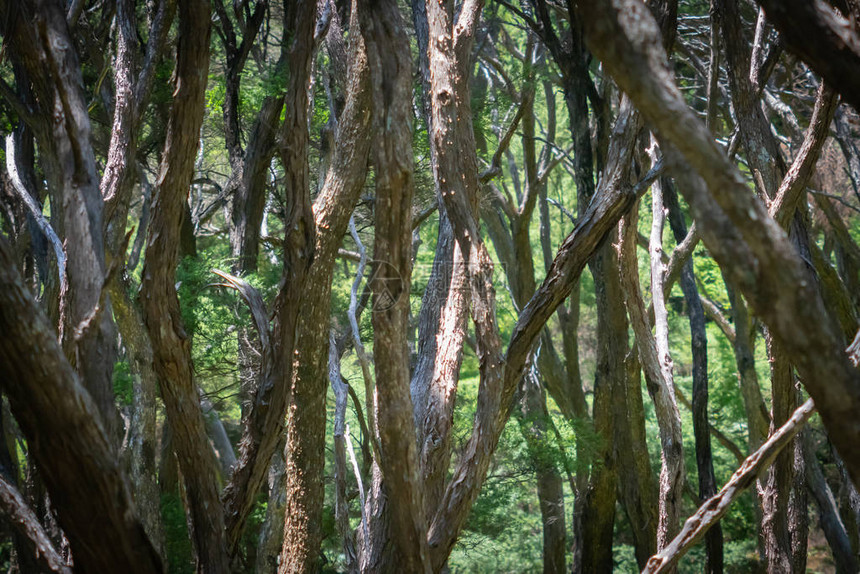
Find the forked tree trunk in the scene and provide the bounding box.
[275,3,371,570]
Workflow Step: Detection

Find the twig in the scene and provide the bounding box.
[345,423,370,552]
[808,189,860,216]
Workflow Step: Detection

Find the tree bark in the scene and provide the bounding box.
[0,236,162,574]
[619,197,685,550]
[643,399,817,574]
[274,3,371,569]
[140,1,228,570]
[359,0,430,569]
[752,0,860,114]
[665,178,723,572]
[574,0,860,491]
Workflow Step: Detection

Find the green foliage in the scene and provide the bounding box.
[113,361,134,408]
[161,493,195,574]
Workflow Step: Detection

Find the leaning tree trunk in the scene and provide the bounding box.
[139,1,229,570]
[576,0,860,497]
[0,236,162,574]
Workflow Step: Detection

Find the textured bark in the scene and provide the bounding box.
[111,280,165,558]
[575,0,860,491]
[99,2,174,555]
[768,83,838,228]
[426,113,664,571]
[11,0,120,441]
[577,242,622,574]
[408,3,470,485]
[724,282,770,452]
[480,55,569,573]
[139,1,228,570]
[0,474,69,574]
[359,0,430,570]
[516,375,566,574]
[275,5,371,569]
[102,0,174,235]
[710,19,799,564]
[0,236,162,574]
[219,0,317,561]
[619,199,685,550]
[329,334,358,572]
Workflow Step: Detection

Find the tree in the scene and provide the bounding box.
[1,0,860,572]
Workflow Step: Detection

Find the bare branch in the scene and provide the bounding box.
[4,133,66,293]
[0,475,70,574]
[211,269,271,354]
[643,398,817,573]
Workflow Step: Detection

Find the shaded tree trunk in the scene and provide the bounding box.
[0,236,162,574]
[665,178,723,572]
[139,1,229,570]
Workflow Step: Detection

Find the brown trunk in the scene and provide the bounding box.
[516,375,567,574]
[140,1,228,570]
[275,5,371,569]
[0,236,161,574]
[360,0,430,569]
[577,242,622,574]
[616,349,661,570]
[575,0,860,492]
[8,0,120,441]
[112,281,165,557]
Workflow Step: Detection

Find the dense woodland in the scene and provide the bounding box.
[1,0,860,572]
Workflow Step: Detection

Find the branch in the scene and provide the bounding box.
[769,82,839,228]
[5,134,66,293]
[810,189,860,216]
[347,218,380,459]
[664,222,698,296]
[480,101,528,184]
[754,0,860,113]
[210,269,271,354]
[329,331,358,570]
[643,398,816,573]
[0,475,70,574]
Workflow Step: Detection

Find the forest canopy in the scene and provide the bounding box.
[0,0,859,572]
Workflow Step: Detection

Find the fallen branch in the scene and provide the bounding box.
[642,397,816,573]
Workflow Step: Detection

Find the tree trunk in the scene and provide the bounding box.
[360,0,430,569]
[576,0,860,492]
[139,1,229,570]
[665,178,723,572]
[0,236,162,574]
[277,4,371,569]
